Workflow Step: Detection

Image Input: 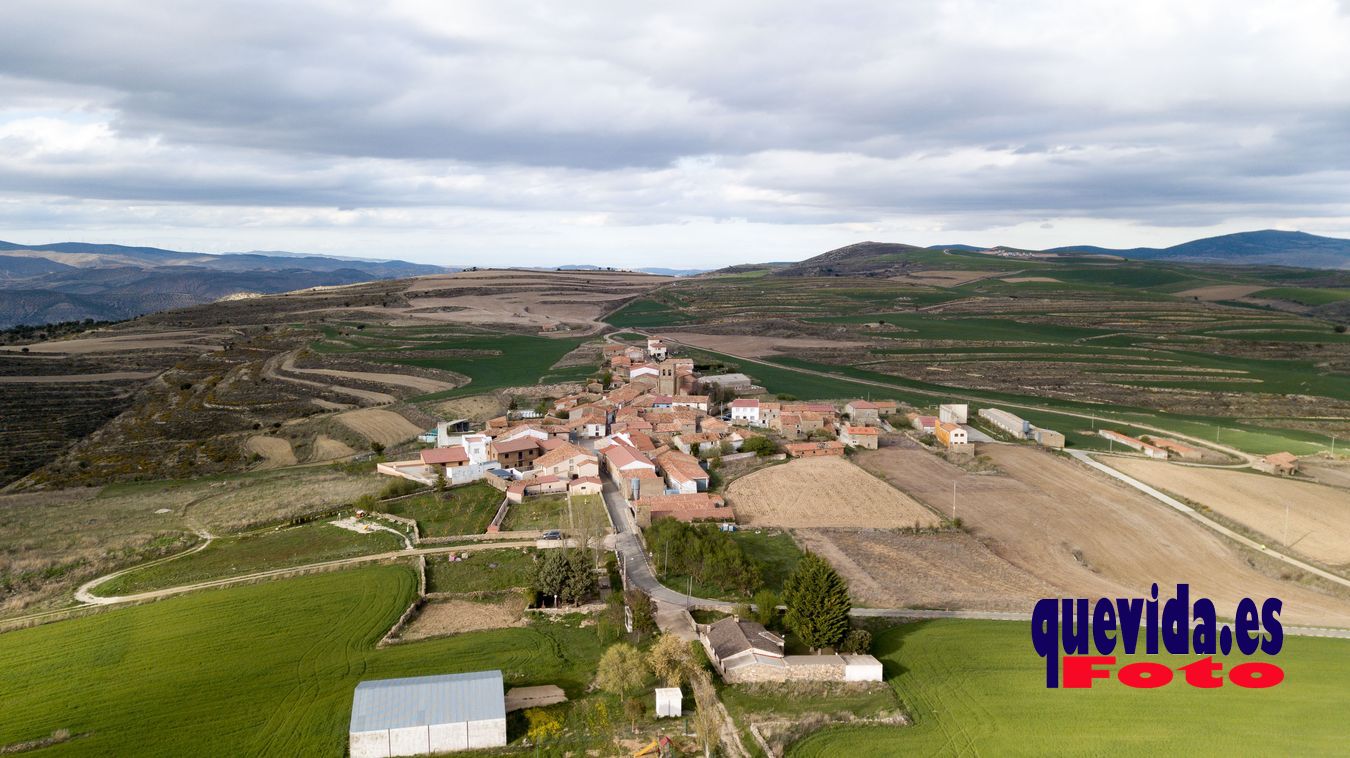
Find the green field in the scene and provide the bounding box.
[604,297,693,327]
[93,520,404,597]
[1253,287,1350,306]
[503,495,567,531]
[425,547,539,593]
[376,484,503,537]
[0,566,604,756]
[791,619,1348,756]
[730,528,804,593]
[312,326,587,400]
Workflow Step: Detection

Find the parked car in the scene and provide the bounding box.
[542,529,562,540]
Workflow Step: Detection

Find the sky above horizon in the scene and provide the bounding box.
[3,1,1350,268]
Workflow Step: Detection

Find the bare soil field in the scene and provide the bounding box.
[725,457,941,528]
[1102,458,1350,566]
[796,528,1056,610]
[308,435,356,462]
[889,270,996,287]
[398,597,526,640]
[1301,462,1350,490]
[424,393,504,423]
[279,361,455,394]
[0,330,222,354]
[1174,284,1270,301]
[655,331,870,358]
[857,443,1350,626]
[0,371,159,383]
[334,408,422,446]
[244,436,297,468]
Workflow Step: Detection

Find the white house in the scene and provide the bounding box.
[349,671,506,757]
[728,398,761,425]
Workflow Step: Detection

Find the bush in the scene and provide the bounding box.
[840,628,873,654]
[378,478,423,499]
[741,436,780,457]
[751,589,780,628]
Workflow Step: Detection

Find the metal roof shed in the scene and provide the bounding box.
[349,670,507,758]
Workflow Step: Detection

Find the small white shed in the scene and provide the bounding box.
[842,654,884,682]
[349,670,506,757]
[655,687,683,718]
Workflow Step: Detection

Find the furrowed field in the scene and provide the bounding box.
[791,619,1349,756]
[0,565,602,756]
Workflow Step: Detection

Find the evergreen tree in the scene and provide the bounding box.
[781,552,851,652]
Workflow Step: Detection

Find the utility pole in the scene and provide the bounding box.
[1284,501,1290,547]
[952,480,957,520]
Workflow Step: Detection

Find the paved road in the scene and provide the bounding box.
[1069,450,1350,592]
[599,476,735,611]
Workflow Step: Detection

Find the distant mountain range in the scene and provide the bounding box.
[0,241,446,328]
[764,230,1350,278]
[556,264,709,276]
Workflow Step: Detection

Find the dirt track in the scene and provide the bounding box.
[857,444,1350,627]
[1104,458,1350,566]
[725,457,941,528]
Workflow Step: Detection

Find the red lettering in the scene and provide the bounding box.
[1118,661,1174,688]
[1179,656,1224,688]
[1062,655,1114,688]
[1229,662,1284,689]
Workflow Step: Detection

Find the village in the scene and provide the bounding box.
[347,335,1131,757]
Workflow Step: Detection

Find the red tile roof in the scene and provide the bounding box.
[421,447,468,464]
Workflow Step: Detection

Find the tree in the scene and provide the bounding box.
[782,552,852,652]
[562,549,597,605]
[524,708,563,744]
[434,467,447,496]
[751,589,780,628]
[534,549,595,605]
[597,643,651,731]
[625,589,658,637]
[691,672,722,758]
[741,436,779,457]
[648,633,695,687]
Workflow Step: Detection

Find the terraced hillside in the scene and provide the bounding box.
[620,253,1350,453]
[2,270,665,487]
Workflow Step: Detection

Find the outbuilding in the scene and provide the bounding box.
[655,687,683,718]
[349,670,507,757]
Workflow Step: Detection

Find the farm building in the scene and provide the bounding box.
[784,441,846,458]
[1148,437,1202,460]
[939,403,969,424]
[839,425,879,449]
[698,617,884,683]
[1099,430,1168,459]
[632,493,732,526]
[844,400,882,425]
[1031,428,1065,450]
[349,671,506,757]
[698,373,755,393]
[1255,451,1299,476]
[910,414,938,434]
[978,408,1030,439]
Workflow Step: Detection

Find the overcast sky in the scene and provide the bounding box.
[3,1,1350,267]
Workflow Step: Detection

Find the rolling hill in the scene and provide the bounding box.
[0,241,447,328]
[1050,230,1350,269]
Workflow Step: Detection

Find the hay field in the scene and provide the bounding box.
[655,331,870,358]
[244,436,296,467]
[1103,457,1350,565]
[726,457,941,528]
[857,444,1350,627]
[400,597,527,640]
[796,529,1055,610]
[334,408,422,446]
